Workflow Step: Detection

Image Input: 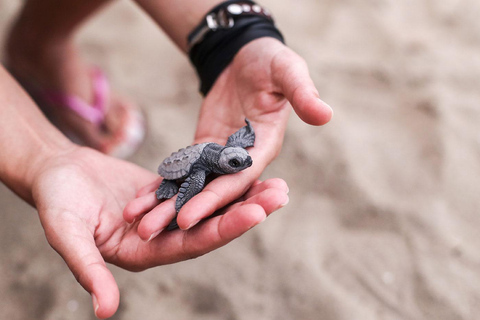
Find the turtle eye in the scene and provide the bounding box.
[229,158,241,168]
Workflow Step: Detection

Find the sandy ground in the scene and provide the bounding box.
[1,0,480,319]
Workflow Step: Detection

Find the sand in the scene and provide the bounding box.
[1,0,480,319]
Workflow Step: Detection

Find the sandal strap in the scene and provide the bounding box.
[42,67,110,126]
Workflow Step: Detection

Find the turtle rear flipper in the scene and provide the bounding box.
[156,179,179,200]
[166,219,179,231]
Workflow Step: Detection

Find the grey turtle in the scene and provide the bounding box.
[156,119,255,230]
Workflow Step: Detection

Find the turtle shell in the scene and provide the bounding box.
[157,143,209,180]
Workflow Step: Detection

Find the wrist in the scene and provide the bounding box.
[0,65,78,205]
[134,0,224,52]
[188,0,284,95]
[234,36,286,61]
[0,133,77,205]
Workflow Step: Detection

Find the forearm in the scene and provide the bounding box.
[0,66,74,203]
[134,0,223,52]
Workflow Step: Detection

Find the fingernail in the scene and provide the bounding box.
[187,219,201,230]
[279,196,290,208]
[318,98,334,117]
[249,214,267,230]
[318,97,333,112]
[147,229,163,242]
[92,294,99,318]
[318,97,331,109]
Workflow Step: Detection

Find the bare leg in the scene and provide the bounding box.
[5,0,143,156]
[6,0,112,102]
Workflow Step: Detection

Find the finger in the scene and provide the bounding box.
[199,203,266,246]
[123,192,159,223]
[136,177,163,197]
[146,203,267,265]
[224,178,289,214]
[42,215,119,319]
[176,174,288,230]
[225,186,289,216]
[175,168,259,230]
[272,48,333,126]
[136,199,177,241]
[242,178,289,200]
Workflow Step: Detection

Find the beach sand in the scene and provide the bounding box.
[1,0,480,319]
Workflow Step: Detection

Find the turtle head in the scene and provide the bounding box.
[216,147,253,174]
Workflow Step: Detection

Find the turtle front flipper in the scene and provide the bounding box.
[167,170,207,230]
[225,119,255,148]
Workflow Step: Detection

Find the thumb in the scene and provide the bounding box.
[272,48,333,126]
[43,216,119,319]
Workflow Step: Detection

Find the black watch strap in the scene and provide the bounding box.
[187,0,284,95]
[188,1,274,51]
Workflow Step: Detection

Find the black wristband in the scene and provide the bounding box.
[188,1,284,95]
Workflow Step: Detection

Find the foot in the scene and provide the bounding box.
[5,23,144,157]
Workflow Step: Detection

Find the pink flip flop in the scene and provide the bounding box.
[43,67,110,126]
[12,67,146,159]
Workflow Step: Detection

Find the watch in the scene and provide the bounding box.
[188,1,274,51]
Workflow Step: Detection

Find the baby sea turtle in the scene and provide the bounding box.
[156,119,255,230]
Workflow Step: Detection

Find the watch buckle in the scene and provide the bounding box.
[206,9,234,31]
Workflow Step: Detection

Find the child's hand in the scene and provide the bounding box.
[33,146,287,319]
[169,38,332,230]
[125,38,331,236]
